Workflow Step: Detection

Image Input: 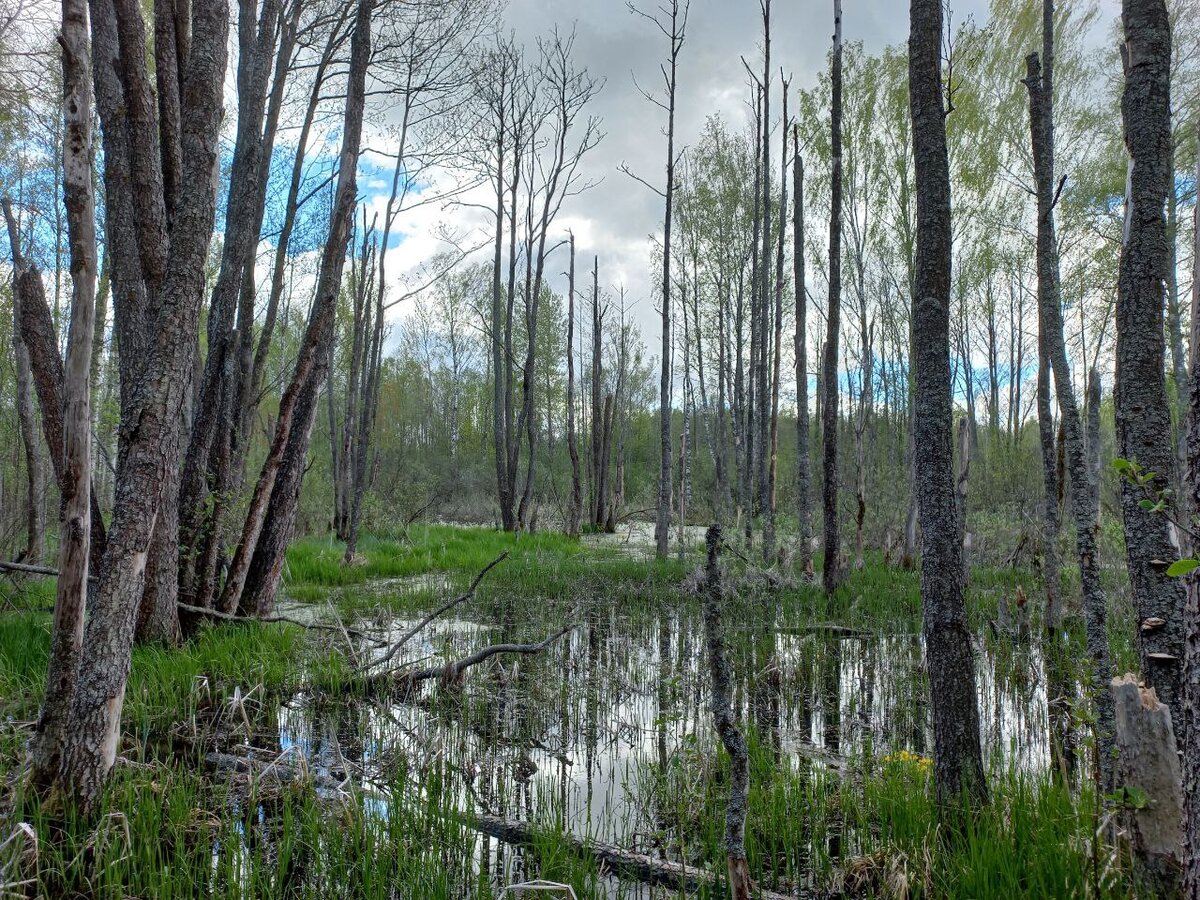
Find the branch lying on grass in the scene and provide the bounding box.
[361,551,509,672]
[0,559,90,579]
[177,602,385,643]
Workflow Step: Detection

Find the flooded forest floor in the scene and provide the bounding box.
[0,524,1142,898]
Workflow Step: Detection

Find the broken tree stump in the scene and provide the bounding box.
[1111,674,1183,892]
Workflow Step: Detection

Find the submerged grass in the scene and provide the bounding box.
[0,524,1135,898]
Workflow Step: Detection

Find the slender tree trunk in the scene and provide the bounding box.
[590,257,605,528]
[822,0,844,594]
[1115,0,1185,745]
[491,82,511,531]
[1087,368,1102,530]
[746,88,762,544]
[4,213,46,565]
[701,525,752,900]
[909,0,987,806]
[219,0,371,617]
[566,233,582,536]
[653,1,683,559]
[28,0,97,788]
[794,135,812,577]
[756,0,772,546]
[1027,36,1114,784]
[1038,327,1062,632]
[4,199,109,570]
[765,82,787,566]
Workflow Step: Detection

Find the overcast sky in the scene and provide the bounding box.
[377,0,1119,343]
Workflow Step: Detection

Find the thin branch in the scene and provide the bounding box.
[361,551,509,672]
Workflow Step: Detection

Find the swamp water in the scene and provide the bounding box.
[223,552,1085,898]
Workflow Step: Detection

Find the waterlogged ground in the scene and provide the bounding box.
[0,524,1124,898]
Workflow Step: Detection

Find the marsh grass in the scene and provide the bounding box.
[0,525,1135,898]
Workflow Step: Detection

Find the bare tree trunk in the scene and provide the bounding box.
[57,0,229,811]
[566,233,582,536]
[344,288,383,563]
[822,0,844,594]
[956,417,971,581]
[745,88,762,545]
[1181,109,1200,900]
[794,134,812,577]
[590,256,607,529]
[755,0,772,554]
[1087,368,1102,530]
[701,525,752,900]
[649,0,685,559]
[178,0,281,587]
[1038,348,1062,632]
[1115,0,1185,747]
[1027,34,1114,784]
[909,0,987,806]
[3,212,45,565]
[765,80,787,566]
[27,0,97,788]
[219,0,370,617]
[4,199,109,570]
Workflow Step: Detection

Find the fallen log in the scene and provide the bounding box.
[471,812,803,900]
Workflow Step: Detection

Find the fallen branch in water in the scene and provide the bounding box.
[361,551,509,672]
[469,812,802,899]
[386,628,568,696]
[178,602,384,643]
[352,624,575,695]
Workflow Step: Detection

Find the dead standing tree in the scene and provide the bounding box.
[623,0,688,559]
[822,0,844,594]
[794,130,813,577]
[513,30,603,532]
[565,232,582,536]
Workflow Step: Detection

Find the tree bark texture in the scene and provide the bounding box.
[1115,0,1185,745]
[701,525,752,900]
[57,0,230,811]
[27,0,97,789]
[909,0,987,806]
[822,0,843,594]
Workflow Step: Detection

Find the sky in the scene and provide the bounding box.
[366,0,1120,343]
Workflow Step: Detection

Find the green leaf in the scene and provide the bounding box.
[1112,458,1134,473]
[1166,559,1200,577]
